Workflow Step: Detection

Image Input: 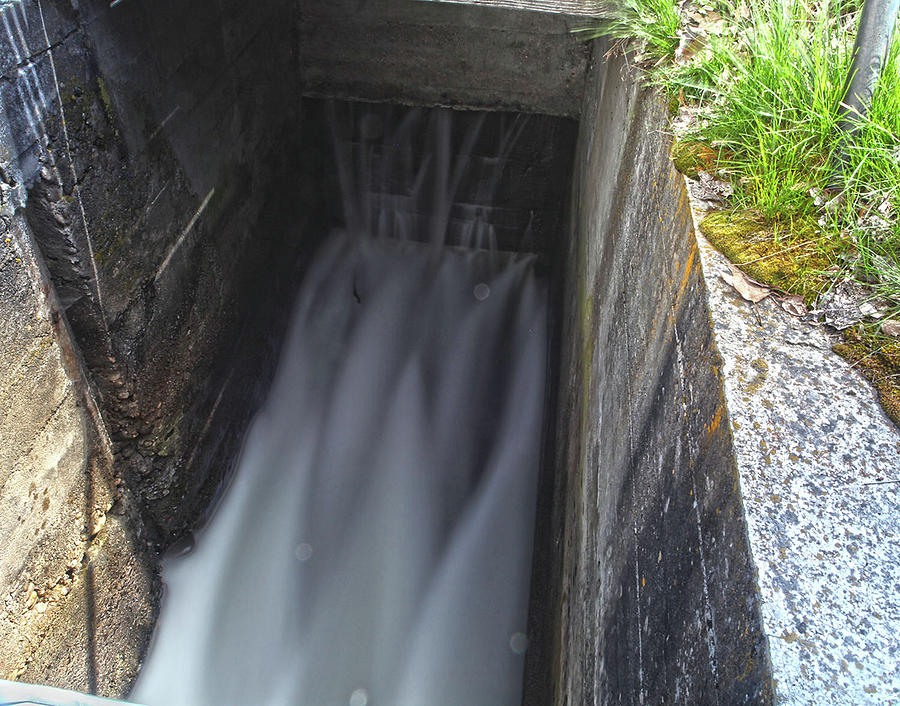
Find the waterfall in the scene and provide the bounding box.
[132,104,549,706]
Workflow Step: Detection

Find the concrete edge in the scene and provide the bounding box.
[681,168,900,703]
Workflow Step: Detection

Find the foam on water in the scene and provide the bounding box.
[132,230,548,706]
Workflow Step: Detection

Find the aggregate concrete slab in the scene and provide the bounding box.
[693,220,900,704]
[0,211,157,695]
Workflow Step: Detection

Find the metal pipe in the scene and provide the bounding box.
[832,0,900,183]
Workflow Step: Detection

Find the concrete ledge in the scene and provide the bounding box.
[298,0,590,116]
[693,227,900,704]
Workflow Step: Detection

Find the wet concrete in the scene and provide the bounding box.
[1,0,776,701]
[528,44,772,705]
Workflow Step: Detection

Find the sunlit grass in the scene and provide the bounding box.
[586,0,900,306]
[574,0,682,65]
[580,0,900,420]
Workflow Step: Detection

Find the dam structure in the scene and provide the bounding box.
[0,0,805,703]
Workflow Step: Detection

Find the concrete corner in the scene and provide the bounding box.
[0,212,157,696]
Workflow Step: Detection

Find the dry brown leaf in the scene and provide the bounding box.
[881,319,900,337]
[688,171,734,207]
[859,298,892,318]
[675,29,706,63]
[778,294,808,317]
[697,10,726,35]
[721,263,770,303]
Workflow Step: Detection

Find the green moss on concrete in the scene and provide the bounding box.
[833,328,900,428]
[96,77,120,138]
[699,210,841,302]
[144,411,184,458]
[671,140,722,178]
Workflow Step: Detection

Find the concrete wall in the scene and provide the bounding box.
[0,0,312,693]
[22,0,306,544]
[0,0,776,700]
[297,0,589,116]
[526,44,773,704]
[0,209,156,693]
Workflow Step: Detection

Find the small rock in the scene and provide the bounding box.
[810,187,828,207]
[881,320,900,337]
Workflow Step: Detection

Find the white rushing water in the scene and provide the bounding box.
[131,229,549,706]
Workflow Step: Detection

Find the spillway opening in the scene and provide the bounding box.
[0,2,771,701]
[130,99,577,706]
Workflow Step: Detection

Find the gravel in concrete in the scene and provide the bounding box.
[694,219,900,704]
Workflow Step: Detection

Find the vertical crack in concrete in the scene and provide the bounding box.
[36,0,109,335]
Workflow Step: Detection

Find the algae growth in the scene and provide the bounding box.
[832,328,900,428]
[670,140,723,179]
[698,210,842,303]
[699,208,899,428]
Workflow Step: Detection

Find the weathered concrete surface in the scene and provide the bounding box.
[0,212,157,696]
[527,42,772,705]
[0,0,318,549]
[695,231,900,704]
[22,0,304,543]
[310,97,578,256]
[297,0,590,117]
[438,0,604,14]
[0,0,309,692]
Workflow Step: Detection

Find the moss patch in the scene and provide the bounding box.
[832,328,900,429]
[96,77,118,134]
[144,410,184,458]
[699,210,843,302]
[671,140,723,178]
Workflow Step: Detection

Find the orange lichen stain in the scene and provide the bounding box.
[676,243,698,300]
[705,405,724,438]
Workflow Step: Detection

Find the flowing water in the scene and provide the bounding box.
[132,104,549,706]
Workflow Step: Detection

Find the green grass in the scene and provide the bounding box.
[580,0,900,419]
[583,0,900,306]
[574,0,682,65]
